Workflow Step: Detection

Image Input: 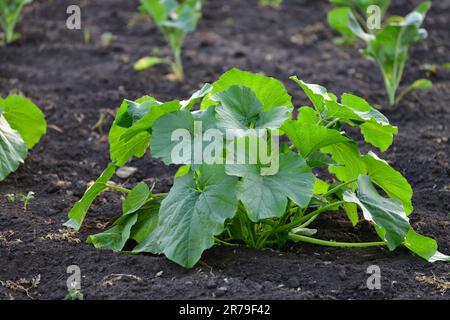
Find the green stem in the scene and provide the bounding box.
[171,47,183,80]
[288,233,386,248]
[214,237,239,247]
[277,200,347,233]
[152,192,168,198]
[105,183,131,194]
[324,118,340,128]
[322,179,357,197]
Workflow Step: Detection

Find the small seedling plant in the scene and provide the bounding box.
[66,69,449,268]
[134,0,202,80]
[327,1,433,106]
[259,0,282,8]
[0,0,32,45]
[0,95,46,181]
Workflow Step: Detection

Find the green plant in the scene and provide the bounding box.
[328,0,390,45]
[134,0,202,80]
[65,286,84,300]
[327,1,433,106]
[0,95,46,181]
[65,69,449,268]
[19,191,34,210]
[0,0,32,45]
[259,0,282,8]
[5,193,16,202]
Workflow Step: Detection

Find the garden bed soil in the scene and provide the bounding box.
[0,0,449,300]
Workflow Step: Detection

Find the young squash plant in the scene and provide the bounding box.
[0,0,32,45]
[328,1,433,107]
[0,95,46,181]
[134,0,202,80]
[65,68,449,268]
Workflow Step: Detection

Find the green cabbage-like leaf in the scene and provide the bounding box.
[87,214,138,252]
[134,164,239,268]
[151,107,217,166]
[344,175,410,250]
[227,152,315,221]
[202,68,293,111]
[282,120,349,158]
[0,95,46,149]
[212,85,291,136]
[0,115,27,181]
[363,152,413,215]
[109,98,180,166]
[404,229,450,262]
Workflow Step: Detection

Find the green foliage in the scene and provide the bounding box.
[0,95,46,181]
[65,287,84,300]
[0,0,32,44]
[19,191,34,210]
[135,0,202,79]
[327,1,433,106]
[66,69,449,268]
[259,0,282,8]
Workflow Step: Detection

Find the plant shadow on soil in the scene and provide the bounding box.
[0,0,449,300]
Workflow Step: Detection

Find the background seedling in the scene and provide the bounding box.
[66,69,449,268]
[19,191,34,210]
[259,0,282,8]
[0,0,33,45]
[5,193,16,203]
[135,0,202,80]
[65,282,84,300]
[327,1,433,106]
[328,0,390,45]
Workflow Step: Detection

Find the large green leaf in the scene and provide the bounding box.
[228,152,315,221]
[282,120,349,158]
[363,152,413,215]
[129,200,160,243]
[135,165,239,268]
[0,115,27,181]
[151,107,218,166]
[291,77,397,151]
[64,162,116,230]
[180,83,213,110]
[290,76,335,112]
[202,68,293,111]
[0,95,46,149]
[87,182,159,251]
[116,182,151,223]
[321,142,366,182]
[322,94,397,151]
[109,99,180,166]
[404,229,450,262]
[212,85,291,136]
[340,94,397,151]
[87,214,138,252]
[343,175,410,250]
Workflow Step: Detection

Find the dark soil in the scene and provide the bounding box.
[0,0,449,300]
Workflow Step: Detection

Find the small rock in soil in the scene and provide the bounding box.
[215,286,228,297]
[206,278,218,289]
[338,268,347,280]
[287,276,300,288]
